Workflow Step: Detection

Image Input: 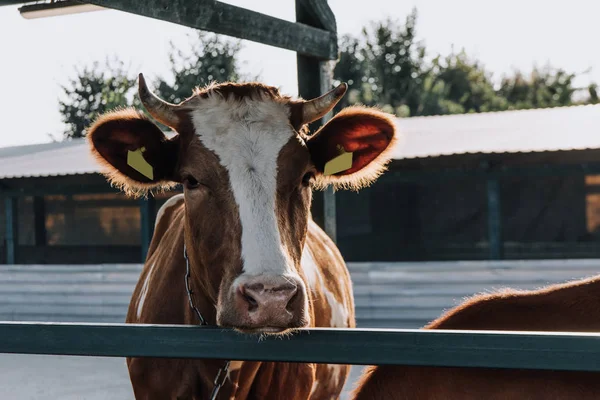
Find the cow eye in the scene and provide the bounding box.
[184,176,200,190]
[301,172,314,187]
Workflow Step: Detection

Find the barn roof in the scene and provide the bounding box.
[0,104,599,179]
[392,103,600,159]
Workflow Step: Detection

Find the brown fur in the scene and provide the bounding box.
[350,275,600,400]
[126,196,355,399]
[86,80,398,399]
[191,81,292,103]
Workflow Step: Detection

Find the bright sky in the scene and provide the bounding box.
[0,0,598,147]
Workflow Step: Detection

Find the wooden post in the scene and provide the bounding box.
[295,0,338,243]
[4,197,18,264]
[33,196,47,246]
[486,178,502,260]
[140,196,156,262]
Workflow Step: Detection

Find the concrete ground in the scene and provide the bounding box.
[0,354,365,399]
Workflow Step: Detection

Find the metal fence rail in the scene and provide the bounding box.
[1,322,600,372]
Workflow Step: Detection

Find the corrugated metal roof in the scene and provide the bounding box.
[392,103,600,159]
[0,104,599,179]
[0,138,98,179]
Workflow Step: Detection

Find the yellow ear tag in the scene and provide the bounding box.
[127,146,154,180]
[323,145,353,176]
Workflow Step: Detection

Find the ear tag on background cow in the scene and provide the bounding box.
[323,145,353,176]
[127,146,154,180]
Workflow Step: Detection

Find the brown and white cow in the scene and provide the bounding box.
[350,275,600,400]
[86,73,398,400]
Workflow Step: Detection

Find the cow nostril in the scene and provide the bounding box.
[273,284,297,294]
[243,293,258,311]
[285,290,299,312]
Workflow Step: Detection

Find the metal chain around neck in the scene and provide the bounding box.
[183,243,230,400]
[184,243,207,325]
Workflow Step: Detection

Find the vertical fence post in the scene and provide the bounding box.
[320,63,337,243]
[140,196,156,262]
[5,197,18,264]
[295,0,337,243]
[487,178,502,260]
[33,196,47,246]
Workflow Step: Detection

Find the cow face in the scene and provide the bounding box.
[87,74,398,335]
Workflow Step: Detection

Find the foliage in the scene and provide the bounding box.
[151,31,244,105]
[59,9,600,139]
[333,8,598,117]
[58,57,136,139]
[59,32,245,139]
[497,65,579,110]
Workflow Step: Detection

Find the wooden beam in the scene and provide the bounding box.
[33,196,47,246]
[295,0,338,243]
[4,197,18,264]
[0,0,37,6]
[295,0,336,32]
[140,196,156,262]
[318,59,338,242]
[2,322,600,372]
[81,0,338,60]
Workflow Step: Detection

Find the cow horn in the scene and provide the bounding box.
[301,82,348,125]
[137,73,180,128]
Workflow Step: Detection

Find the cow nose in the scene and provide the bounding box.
[234,276,305,329]
[241,281,297,311]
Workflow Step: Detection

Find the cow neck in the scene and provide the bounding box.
[183,243,231,400]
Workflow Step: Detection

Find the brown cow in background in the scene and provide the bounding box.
[351,274,600,399]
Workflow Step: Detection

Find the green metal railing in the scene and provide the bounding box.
[2,322,600,372]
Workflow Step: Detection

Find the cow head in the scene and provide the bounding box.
[87,74,398,335]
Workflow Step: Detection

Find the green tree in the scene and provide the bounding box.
[420,49,508,115]
[58,31,247,139]
[333,34,368,111]
[58,57,135,139]
[588,83,599,104]
[332,10,598,118]
[151,31,245,105]
[497,65,581,110]
[334,9,427,117]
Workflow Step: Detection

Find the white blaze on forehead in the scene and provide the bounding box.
[190,93,295,277]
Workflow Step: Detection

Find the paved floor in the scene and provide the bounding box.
[0,354,365,399]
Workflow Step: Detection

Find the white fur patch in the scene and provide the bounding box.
[136,262,156,319]
[327,364,343,391]
[303,244,349,328]
[301,244,319,290]
[226,360,243,381]
[154,193,184,229]
[323,287,349,328]
[310,380,319,396]
[229,361,243,371]
[190,94,296,281]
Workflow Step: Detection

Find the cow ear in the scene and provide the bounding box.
[306,106,398,190]
[87,108,181,197]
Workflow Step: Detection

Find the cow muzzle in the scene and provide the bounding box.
[218,274,309,334]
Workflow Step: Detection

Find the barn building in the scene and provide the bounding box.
[1,104,599,265]
[1,104,600,327]
[336,103,600,262]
